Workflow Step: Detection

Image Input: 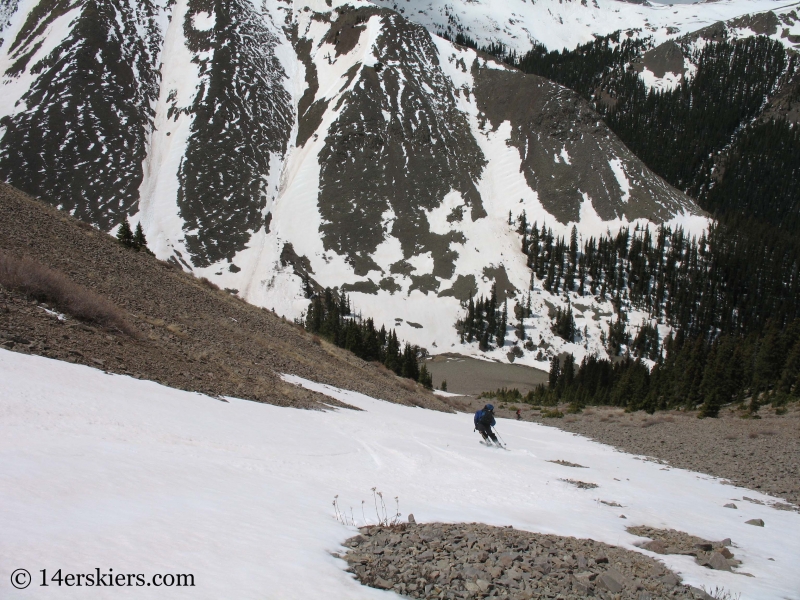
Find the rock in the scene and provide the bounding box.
[595,554,609,564]
[407,513,416,524]
[571,575,592,594]
[642,540,668,554]
[719,547,734,559]
[745,518,765,527]
[596,568,625,593]
[532,557,551,574]
[497,552,518,567]
[464,581,480,593]
[694,542,713,552]
[724,503,738,509]
[708,551,732,571]
[476,579,490,592]
[719,538,732,546]
[373,576,393,589]
[661,573,680,587]
[689,585,714,599]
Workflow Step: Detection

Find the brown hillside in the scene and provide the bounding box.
[0,183,449,411]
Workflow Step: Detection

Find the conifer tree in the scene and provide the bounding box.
[496,300,507,347]
[548,355,561,390]
[418,364,433,389]
[117,218,134,248]
[132,222,147,251]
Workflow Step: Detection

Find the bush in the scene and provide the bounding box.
[0,252,135,335]
[542,409,565,418]
[198,277,220,291]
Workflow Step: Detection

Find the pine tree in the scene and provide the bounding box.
[496,300,507,347]
[418,364,433,389]
[117,218,134,248]
[548,355,561,389]
[132,222,148,251]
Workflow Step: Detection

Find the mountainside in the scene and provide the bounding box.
[368,0,799,54]
[0,181,446,410]
[0,0,716,370]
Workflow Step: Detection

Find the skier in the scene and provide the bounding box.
[474,404,499,445]
[516,409,521,420]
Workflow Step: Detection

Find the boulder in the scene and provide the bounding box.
[724,503,737,509]
[642,540,668,554]
[708,552,732,571]
[745,518,765,527]
[661,573,680,587]
[597,569,625,593]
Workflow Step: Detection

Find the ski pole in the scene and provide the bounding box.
[493,428,507,446]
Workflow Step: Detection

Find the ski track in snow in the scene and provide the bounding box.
[1,349,798,599]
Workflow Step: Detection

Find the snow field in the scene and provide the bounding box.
[1,349,798,599]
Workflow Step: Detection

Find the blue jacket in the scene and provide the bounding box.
[474,409,496,428]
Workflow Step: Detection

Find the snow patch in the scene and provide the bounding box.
[609,158,631,204]
[192,11,215,31]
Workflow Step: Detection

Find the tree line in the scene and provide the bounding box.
[449,30,800,414]
[458,214,800,413]
[303,288,433,389]
[537,317,799,416]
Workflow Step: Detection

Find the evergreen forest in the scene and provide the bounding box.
[449,29,800,414]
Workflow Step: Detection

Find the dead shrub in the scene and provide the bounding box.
[0,252,135,335]
[438,396,468,412]
[311,335,322,346]
[748,432,759,439]
[398,378,417,392]
[198,277,220,291]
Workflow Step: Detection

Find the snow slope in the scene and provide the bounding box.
[367,0,800,54]
[1,349,798,599]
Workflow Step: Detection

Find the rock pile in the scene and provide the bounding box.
[343,522,715,599]
[627,527,745,574]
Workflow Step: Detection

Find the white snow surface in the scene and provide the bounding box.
[1,349,799,599]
